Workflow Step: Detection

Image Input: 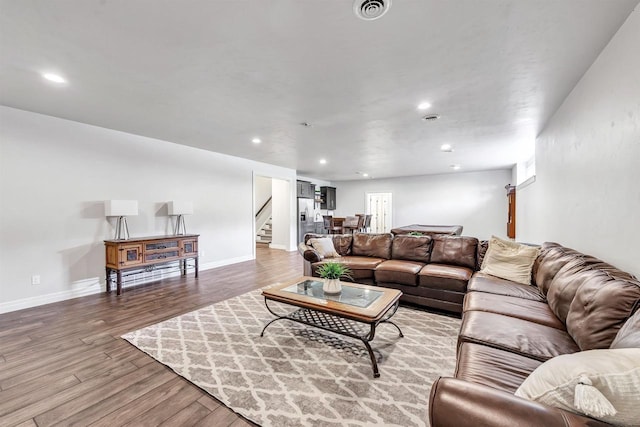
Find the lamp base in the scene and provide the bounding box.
[174,215,187,235]
[114,216,130,240]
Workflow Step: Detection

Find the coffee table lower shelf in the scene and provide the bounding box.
[260,299,403,378]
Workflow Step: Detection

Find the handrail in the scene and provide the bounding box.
[256,196,272,218]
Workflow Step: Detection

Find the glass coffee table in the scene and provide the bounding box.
[261,276,403,378]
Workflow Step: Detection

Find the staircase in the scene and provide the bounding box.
[256,217,272,244]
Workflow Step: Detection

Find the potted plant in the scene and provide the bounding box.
[316,261,352,294]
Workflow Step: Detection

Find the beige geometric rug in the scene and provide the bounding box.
[122,289,460,427]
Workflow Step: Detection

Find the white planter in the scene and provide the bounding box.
[323,279,342,295]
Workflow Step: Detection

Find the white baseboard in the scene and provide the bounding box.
[268,243,287,250]
[198,255,254,271]
[0,255,255,314]
[0,278,103,314]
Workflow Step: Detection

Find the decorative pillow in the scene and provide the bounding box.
[480,236,540,285]
[308,238,340,258]
[515,348,640,426]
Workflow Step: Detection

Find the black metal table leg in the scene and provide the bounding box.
[380,320,404,337]
[261,297,402,378]
[361,338,380,378]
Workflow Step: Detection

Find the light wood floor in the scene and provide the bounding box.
[0,246,303,427]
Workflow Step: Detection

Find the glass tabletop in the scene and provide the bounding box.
[282,279,383,308]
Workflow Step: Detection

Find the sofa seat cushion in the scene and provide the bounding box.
[463,292,565,330]
[456,343,543,393]
[459,311,579,362]
[375,260,424,286]
[312,256,384,280]
[468,272,545,302]
[419,263,472,293]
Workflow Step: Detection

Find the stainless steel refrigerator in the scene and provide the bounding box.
[297,197,315,243]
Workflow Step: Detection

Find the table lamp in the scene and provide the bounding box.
[105,200,138,240]
[168,201,193,235]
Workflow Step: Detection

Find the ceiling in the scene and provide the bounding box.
[1,1,637,181]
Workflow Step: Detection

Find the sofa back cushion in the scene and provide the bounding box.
[331,235,354,256]
[352,233,392,259]
[391,235,432,263]
[546,255,603,323]
[430,235,478,270]
[533,243,582,295]
[566,270,640,350]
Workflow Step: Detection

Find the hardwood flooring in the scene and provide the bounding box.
[0,246,303,426]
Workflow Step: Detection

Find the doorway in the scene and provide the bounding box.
[253,174,293,260]
[366,192,392,233]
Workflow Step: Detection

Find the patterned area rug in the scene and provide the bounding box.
[122,288,460,427]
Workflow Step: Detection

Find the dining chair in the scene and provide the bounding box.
[342,216,360,234]
[362,214,372,232]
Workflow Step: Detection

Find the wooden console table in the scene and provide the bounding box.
[104,234,199,295]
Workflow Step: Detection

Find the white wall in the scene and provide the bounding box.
[254,176,272,211]
[517,9,640,277]
[333,169,511,240]
[270,179,291,250]
[0,107,297,312]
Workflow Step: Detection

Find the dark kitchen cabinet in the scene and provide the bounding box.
[296,180,315,198]
[320,186,336,210]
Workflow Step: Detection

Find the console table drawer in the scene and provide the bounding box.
[145,240,179,251]
[145,250,180,262]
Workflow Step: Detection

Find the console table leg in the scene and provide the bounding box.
[195,257,199,278]
[105,268,111,293]
[117,270,123,295]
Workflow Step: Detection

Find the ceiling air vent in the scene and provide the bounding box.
[422,114,441,121]
[354,0,392,21]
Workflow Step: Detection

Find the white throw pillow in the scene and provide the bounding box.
[480,235,540,285]
[308,238,340,258]
[515,348,640,426]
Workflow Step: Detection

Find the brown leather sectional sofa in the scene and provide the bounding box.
[429,242,640,427]
[299,232,479,313]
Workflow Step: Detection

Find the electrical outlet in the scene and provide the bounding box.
[31,275,41,285]
[199,251,205,257]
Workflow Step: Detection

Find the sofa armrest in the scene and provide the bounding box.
[429,377,608,427]
[297,242,322,263]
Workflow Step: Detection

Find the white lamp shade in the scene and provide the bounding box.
[105,200,138,217]
[168,201,193,215]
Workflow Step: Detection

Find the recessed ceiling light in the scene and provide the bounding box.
[42,73,66,83]
[319,159,327,165]
[300,122,312,127]
[440,144,453,152]
[450,164,461,170]
[417,102,431,110]
[362,173,369,177]
[423,114,441,121]
[251,138,261,144]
